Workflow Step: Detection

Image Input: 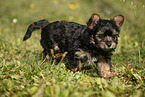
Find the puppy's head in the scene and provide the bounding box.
[87,14,124,51]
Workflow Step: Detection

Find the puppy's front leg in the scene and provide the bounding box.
[97,56,115,78]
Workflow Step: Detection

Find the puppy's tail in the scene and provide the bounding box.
[23,19,49,41]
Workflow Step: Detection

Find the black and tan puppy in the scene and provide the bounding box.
[23,14,124,78]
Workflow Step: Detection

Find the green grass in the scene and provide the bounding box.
[0,0,145,97]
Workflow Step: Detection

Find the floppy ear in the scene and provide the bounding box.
[113,14,124,28]
[87,14,100,29]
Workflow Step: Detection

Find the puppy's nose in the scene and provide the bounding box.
[106,43,112,47]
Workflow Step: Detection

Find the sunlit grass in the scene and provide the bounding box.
[0,0,145,97]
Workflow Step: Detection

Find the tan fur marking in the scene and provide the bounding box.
[97,56,115,78]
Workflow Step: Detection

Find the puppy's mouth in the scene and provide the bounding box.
[99,42,116,51]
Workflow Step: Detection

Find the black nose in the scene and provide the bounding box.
[107,43,112,47]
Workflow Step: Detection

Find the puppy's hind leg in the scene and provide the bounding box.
[66,52,80,72]
[40,39,55,60]
[41,49,49,60]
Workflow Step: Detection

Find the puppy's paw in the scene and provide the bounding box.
[71,68,78,72]
[97,62,115,78]
[101,71,115,79]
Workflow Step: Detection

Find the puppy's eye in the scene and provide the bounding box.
[97,31,104,38]
[113,35,118,40]
[98,34,104,38]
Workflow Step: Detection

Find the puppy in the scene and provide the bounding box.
[23,14,124,78]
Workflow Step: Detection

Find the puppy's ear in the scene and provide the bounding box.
[113,14,124,28]
[87,14,100,29]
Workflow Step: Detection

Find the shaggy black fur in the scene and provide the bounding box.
[23,14,124,78]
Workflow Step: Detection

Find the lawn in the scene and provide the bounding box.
[0,0,145,97]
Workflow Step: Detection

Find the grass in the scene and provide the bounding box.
[0,0,145,97]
